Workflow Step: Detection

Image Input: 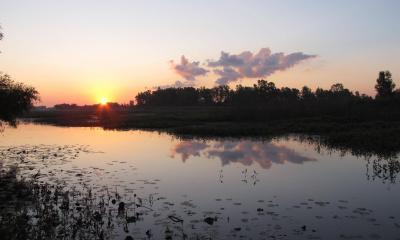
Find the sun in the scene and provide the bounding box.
[100,97,108,105]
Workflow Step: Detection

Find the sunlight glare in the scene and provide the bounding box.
[100,97,108,105]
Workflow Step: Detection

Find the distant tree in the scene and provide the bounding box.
[301,86,315,101]
[212,85,230,104]
[135,90,152,106]
[330,83,345,92]
[375,71,395,98]
[198,87,213,105]
[232,84,258,105]
[279,87,300,102]
[254,79,278,101]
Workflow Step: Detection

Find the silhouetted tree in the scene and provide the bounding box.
[0,28,39,125]
[0,74,39,124]
[212,85,230,104]
[135,90,152,106]
[330,83,344,92]
[132,71,400,121]
[375,71,395,98]
[301,86,315,101]
[254,80,278,102]
[198,87,213,105]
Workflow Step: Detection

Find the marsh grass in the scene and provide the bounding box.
[0,165,164,240]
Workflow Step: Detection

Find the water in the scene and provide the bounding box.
[1,123,400,239]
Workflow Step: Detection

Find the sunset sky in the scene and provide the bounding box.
[0,0,399,106]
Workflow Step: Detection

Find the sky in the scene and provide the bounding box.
[0,0,399,106]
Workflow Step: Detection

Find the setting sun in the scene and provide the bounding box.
[3,1,400,239]
[100,97,108,105]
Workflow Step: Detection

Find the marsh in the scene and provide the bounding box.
[1,2,400,239]
[1,123,400,239]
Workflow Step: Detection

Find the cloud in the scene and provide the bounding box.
[171,140,316,169]
[167,48,316,86]
[170,55,209,81]
[208,48,316,85]
[208,51,245,67]
[213,67,242,85]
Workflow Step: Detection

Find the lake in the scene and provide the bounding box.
[1,123,400,240]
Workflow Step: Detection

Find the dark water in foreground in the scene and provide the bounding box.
[1,123,400,240]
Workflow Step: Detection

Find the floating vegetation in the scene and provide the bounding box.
[1,135,400,239]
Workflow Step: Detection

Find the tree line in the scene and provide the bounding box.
[136,71,398,106]
[134,71,399,120]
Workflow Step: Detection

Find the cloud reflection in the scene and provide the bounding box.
[172,141,209,162]
[172,140,316,169]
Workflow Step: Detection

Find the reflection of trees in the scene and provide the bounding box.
[173,137,400,183]
[172,140,316,169]
[366,157,400,184]
[297,135,400,184]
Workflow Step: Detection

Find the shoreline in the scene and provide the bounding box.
[21,107,400,158]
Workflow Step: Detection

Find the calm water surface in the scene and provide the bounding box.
[1,123,400,239]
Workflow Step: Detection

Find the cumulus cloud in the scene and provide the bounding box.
[213,67,242,85]
[170,55,209,81]
[208,51,245,67]
[168,48,316,86]
[208,48,316,85]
